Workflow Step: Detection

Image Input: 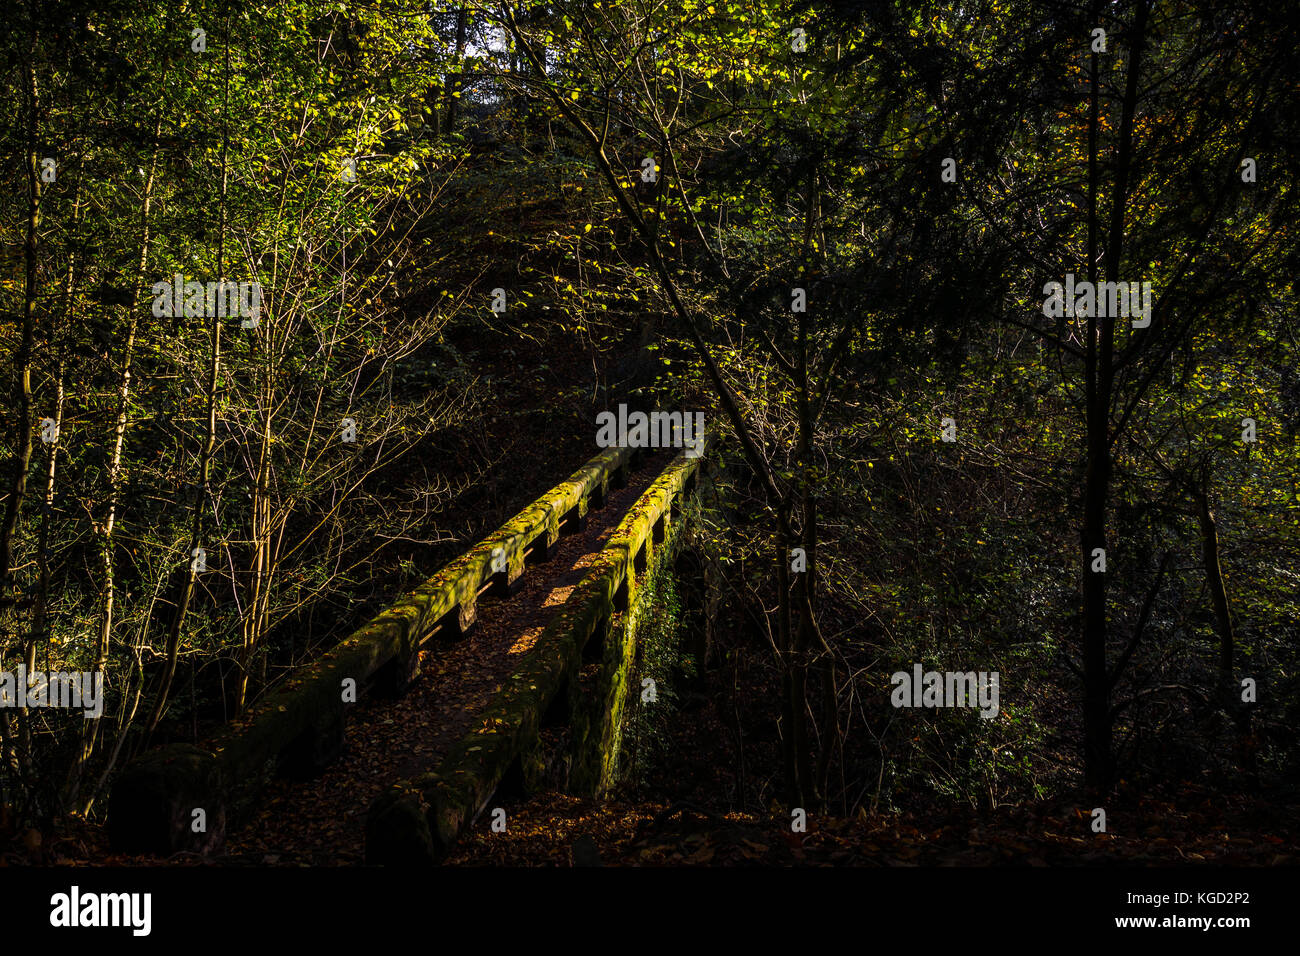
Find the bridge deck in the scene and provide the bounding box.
[222,451,670,865]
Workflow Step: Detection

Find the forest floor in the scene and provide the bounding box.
[24,781,1299,867]
[442,789,1299,866]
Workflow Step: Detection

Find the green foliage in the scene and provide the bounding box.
[619,556,696,787]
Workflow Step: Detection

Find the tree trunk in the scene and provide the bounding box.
[0,61,41,619]
[774,516,800,807]
[1196,485,1253,771]
[442,7,469,134]
[1079,0,1148,796]
[1,60,44,812]
[1080,412,1112,794]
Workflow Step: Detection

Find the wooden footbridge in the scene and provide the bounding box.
[107,441,709,864]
